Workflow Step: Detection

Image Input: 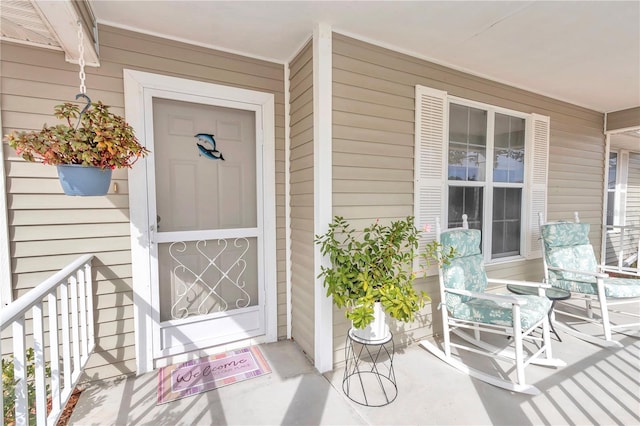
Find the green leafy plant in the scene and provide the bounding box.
[2,348,52,425]
[5,101,149,170]
[315,216,455,329]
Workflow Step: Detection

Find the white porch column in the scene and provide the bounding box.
[313,22,334,373]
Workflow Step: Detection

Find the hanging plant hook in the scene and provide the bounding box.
[74,93,91,129]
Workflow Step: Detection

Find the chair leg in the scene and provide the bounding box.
[419,339,541,395]
[542,313,553,360]
[513,305,526,386]
[442,305,452,358]
[553,290,623,348]
[598,287,614,343]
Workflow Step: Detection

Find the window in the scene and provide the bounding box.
[607,152,618,226]
[414,85,549,266]
[447,102,527,260]
[607,150,629,228]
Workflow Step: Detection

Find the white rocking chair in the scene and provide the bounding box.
[421,215,565,395]
[539,212,640,348]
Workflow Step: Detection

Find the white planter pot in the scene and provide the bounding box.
[351,302,391,343]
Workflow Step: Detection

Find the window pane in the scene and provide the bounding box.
[449,104,469,143]
[608,152,618,190]
[492,188,522,258]
[468,107,487,146]
[494,113,525,183]
[448,104,487,182]
[448,186,483,231]
[606,192,615,226]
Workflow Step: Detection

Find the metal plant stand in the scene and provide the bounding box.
[342,329,397,407]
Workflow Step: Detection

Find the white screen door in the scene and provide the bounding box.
[150,98,264,357]
[125,70,276,373]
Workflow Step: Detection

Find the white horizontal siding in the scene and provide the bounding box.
[331,33,605,366]
[1,23,285,381]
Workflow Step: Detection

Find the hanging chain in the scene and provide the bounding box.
[77,21,86,95]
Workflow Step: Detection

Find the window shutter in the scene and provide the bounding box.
[414,85,448,273]
[525,113,550,259]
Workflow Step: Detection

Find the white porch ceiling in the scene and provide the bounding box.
[3,1,639,113]
[89,0,640,114]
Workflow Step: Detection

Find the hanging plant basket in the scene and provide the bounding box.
[4,101,149,197]
[57,164,112,196]
[2,23,148,196]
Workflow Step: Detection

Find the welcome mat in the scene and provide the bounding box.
[157,346,271,404]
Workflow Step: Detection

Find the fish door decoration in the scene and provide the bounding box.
[195,133,225,160]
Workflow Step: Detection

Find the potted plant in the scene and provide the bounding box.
[315,216,453,342]
[4,101,149,196]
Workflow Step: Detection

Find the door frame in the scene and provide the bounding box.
[124,69,277,374]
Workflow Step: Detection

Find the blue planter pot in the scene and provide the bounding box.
[56,164,112,196]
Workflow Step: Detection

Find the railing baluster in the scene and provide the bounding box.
[1,254,94,426]
[48,291,61,419]
[32,303,47,425]
[619,226,626,270]
[85,263,95,352]
[69,276,81,383]
[12,319,27,426]
[78,268,88,365]
[60,279,72,393]
[605,224,640,274]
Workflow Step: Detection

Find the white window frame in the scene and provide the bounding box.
[607,149,629,230]
[447,96,531,262]
[414,85,549,269]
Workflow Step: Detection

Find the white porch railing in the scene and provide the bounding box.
[0,254,95,425]
[603,224,640,276]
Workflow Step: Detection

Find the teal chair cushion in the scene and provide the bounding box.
[441,229,487,307]
[452,295,552,329]
[541,222,640,298]
[541,222,591,249]
[441,229,482,257]
[546,271,640,298]
[440,228,552,329]
[443,254,487,305]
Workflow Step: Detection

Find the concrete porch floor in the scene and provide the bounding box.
[69,325,640,426]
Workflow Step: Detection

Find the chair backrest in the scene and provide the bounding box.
[540,221,599,286]
[439,228,488,309]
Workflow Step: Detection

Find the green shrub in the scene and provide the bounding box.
[2,348,51,425]
[315,216,454,329]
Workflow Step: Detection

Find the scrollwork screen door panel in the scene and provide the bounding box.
[158,238,258,322]
[152,98,262,355]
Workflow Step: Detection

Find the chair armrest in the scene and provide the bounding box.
[547,265,608,279]
[599,266,640,278]
[445,288,526,305]
[487,278,551,289]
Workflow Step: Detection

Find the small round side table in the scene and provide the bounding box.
[507,284,571,341]
[342,329,397,407]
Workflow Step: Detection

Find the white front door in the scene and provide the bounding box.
[124,70,277,372]
[152,98,263,358]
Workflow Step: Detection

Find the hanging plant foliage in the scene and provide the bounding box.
[6,101,149,170]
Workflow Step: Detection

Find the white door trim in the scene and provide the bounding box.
[123,69,277,374]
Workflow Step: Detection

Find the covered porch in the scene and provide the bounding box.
[1,1,639,424]
[68,331,640,425]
